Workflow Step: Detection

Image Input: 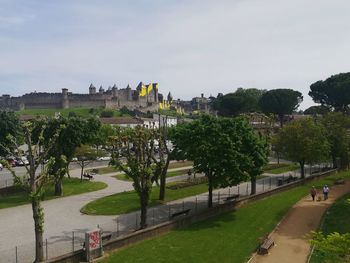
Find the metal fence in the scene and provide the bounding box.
[2,164,330,262]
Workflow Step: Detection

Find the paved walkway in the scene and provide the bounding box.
[250,180,350,263]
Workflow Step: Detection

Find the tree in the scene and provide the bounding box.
[273,118,329,178]
[321,112,350,169]
[212,88,265,117]
[0,122,60,262]
[304,105,330,115]
[0,110,21,157]
[110,126,158,229]
[172,115,253,208]
[38,116,100,195]
[259,89,303,127]
[309,72,350,113]
[92,124,117,151]
[75,145,99,181]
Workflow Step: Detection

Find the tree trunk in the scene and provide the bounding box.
[279,114,284,127]
[332,155,337,169]
[66,162,71,178]
[80,164,84,182]
[300,161,305,179]
[250,177,256,195]
[159,158,170,201]
[54,180,63,196]
[208,182,213,208]
[32,198,44,262]
[140,192,148,229]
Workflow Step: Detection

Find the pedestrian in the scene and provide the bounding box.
[310,186,317,201]
[323,185,329,200]
[0,163,3,171]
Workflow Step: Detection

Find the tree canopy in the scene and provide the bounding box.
[303,105,330,115]
[309,72,350,113]
[212,88,265,117]
[171,115,265,207]
[273,118,329,178]
[259,89,303,126]
[0,110,21,157]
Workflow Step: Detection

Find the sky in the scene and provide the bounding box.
[0,0,350,109]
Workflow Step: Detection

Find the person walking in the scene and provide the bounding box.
[310,186,317,201]
[323,185,329,200]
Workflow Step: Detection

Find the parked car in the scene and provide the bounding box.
[17,157,29,166]
[6,157,17,167]
[97,156,112,161]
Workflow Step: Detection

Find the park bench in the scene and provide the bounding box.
[225,194,240,202]
[258,237,275,255]
[171,208,191,219]
[83,173,94,180]
[101,232,112,242]
[335,179,345,185]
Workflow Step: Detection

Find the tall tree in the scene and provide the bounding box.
[321,112,350,169]
[212,88,265,117]
[0,110,21,157]
[92,124,117,151]
[309,72,350,113]
[273,118,329,178]
[0,122,60,262]
[259,89,303,127]
[110,126,158,229]
[172,115,252,208]
[75,145,99,181]
[38,116,100,196]
[303,105,330,115]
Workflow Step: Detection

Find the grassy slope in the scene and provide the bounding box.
[0,178,107,209]
[263,163,299,174]
[101,171,350,263]
[114,169,189,181]
[81,182,208,215]
[310,192,350,263]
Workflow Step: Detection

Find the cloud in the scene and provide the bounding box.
[0,0,350,109]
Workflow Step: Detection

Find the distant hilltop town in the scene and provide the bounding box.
[0,82,161,111]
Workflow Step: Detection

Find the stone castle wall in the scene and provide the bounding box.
[0,82,160,111]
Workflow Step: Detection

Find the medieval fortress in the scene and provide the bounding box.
[0,82,160,111]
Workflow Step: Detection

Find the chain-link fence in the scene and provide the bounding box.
[1,164,332,262]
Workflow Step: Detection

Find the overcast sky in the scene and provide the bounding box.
[1,0,350,109]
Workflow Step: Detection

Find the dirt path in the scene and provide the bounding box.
[250,180,350,263]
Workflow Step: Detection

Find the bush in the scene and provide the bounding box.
[100,110,114,118]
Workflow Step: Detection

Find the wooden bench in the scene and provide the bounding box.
[83,173,94,180]
[258,237,275,255]
[225,194,240,202]
[171,209,191,219]
[101,233,112,242]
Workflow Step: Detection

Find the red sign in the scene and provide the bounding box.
[88,230,100,250]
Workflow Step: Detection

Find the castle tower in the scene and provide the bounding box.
[61,88,69,109]
[126,84,132,101]
[89,83,96,94]
[167,92,173,104]
[112,84,118,97]
[99,85,104,94]
[153,83,159,102]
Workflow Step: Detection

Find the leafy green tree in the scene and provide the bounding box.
[309,72,350,113]
[321,112,350,169]
[38,116,100,195]
[273,118,329,178]
[0,122,60,262]
[0,110,21,157]
[304,105,330,115]
[172,115,254,207]
[311,232,350,262]
[110,126,158,229]
[75,145,100,181]
[259,89,303,127]
[92,124,117,151]
[212,88,265,117]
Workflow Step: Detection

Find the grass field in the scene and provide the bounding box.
[263,163,299,174]
[114,168,190,181]
[81,181,209,215]
[100,171,350,263]
[0,178,107,209]
[16,107,125,118]
[310,192,350,263]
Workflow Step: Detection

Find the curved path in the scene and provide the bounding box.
[250,180,350,263]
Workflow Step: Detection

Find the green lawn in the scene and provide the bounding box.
[263,163,299,174]
[0,178,107,209]
[310,192,350,263]
[81,181,209,215]
[16,107,126,118]
[100,171,350,263]
[114,169,189,182]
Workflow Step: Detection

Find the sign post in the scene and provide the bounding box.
[85,229,103,262]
